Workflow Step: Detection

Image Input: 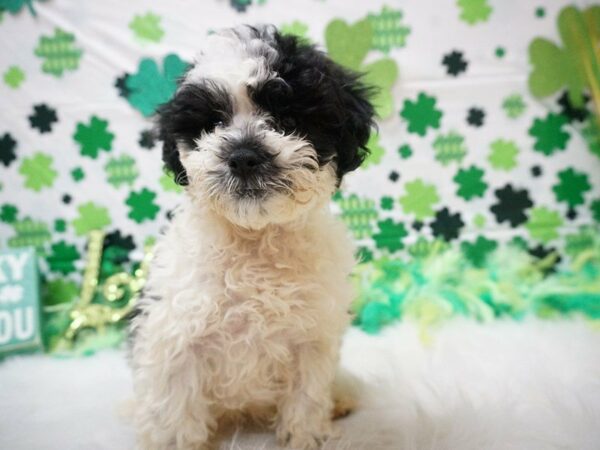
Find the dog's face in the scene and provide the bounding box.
[158,25,374,229]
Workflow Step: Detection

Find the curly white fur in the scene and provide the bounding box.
[128,25,366,450]
[129,195,356,449]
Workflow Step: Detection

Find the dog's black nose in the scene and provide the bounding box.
[228,148,261,176]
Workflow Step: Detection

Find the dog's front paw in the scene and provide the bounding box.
[276,422,339,449]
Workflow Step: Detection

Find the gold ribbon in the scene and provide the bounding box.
[61,231,153,344]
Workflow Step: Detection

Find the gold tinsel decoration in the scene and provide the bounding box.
[60,230,153,346]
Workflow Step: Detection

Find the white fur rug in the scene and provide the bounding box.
[1,319,599,450]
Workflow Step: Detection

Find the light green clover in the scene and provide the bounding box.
[528,6,600,107]
[325,17,399,118]
[129,12,164,43]
[19,152,57,191]
[3,65,25,88]
[34,28,83,77]
[488,139,519,170]
[72,202,111,236]
[457,0,493,25]
[399,179,440,220]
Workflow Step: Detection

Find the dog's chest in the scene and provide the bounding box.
[216,248,323,334]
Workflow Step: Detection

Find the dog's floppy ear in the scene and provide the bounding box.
[332,69,376,178]
[156,91,190,186]
[160,133,189,186]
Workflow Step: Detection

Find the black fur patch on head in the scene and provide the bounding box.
[157,82,233,185]
[250,31,376,180]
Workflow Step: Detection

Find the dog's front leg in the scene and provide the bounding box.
[131,320,215,450]
[276,341,339,450]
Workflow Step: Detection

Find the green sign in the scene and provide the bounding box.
[0,247,42,357]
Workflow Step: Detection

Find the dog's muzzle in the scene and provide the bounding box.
[224,146,278,199]
[228,147,265,178]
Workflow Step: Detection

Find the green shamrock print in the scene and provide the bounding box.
[72,202,111,236]
[453,165,487,200]
[502,94,527,119]
[488,139,519,170]
[0,204,18,223]
[525,207,563,243]
[367,6,410,53]
[325,18,372,71]
[126,54,188,117]
[399,179,440,220]
[73,116,115,159]
[71,167,85,182]
[19,152,58,191]
[126,188,160,223]
[3,65,25,89]
[7,218,51,251]
[325,17,399,118]
[461,235,497,267]
[336,194,378,239]
[457,0,493,25]
[528,113,570,156]
[34,28,83,77]
[528,5,599,106]
[400,92,443,136]
[373,219,408,253]
[46,241,80,274]
[54,218,67,232]
[105,155,139,188]
[433,131,467,165]
[129,12,164,43]
[552,168,591,208]
[398,144,412,159]
[380,196,394,211]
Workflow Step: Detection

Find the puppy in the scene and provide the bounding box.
[128,25,375,450]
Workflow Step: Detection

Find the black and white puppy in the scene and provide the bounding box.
[129,24,375,450]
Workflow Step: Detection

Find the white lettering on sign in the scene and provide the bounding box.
[0,284,24,304]
[0,252,30,283]
[0,307,34,344]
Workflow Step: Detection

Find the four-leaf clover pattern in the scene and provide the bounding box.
[2,1,600,305]
[73,116,115,159]
[400,92,443,136]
